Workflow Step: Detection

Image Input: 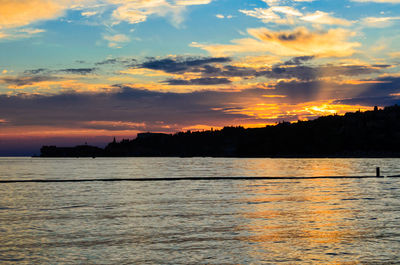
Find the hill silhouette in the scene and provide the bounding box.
[40,105,400,157]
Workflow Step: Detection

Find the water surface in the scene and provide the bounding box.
[1,158,400,264]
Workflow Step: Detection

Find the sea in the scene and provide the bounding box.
[1,157,400,264]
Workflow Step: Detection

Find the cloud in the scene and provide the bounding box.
[282,56,315,65]
[0,0,215,40]
[175,0,212,5]
[301,11,352,26]
[335,96,400,106]
[110,0,213,27]
[164,77,231,85]
[256,64,384,81]
[1,75,398,153]
[239,8,281,24]
[83,120,146,131]
[0,87,259,130]
[59,68,97,75]
[139,56,231,73]
[389,52,400,58]
[263,0,315,6]
[6,55,388,94]
[271,6,303,16]
[134,55,387,83]
[0,84,345,134]
[240,4,350,26]
[19,28,46,35]
[0,0,65,29]
[111,4,149,25]
[0,75,60,87]
[352,0,400,3]
[263,76,400,106]
[192,27,360,57]
[362,16,400,27]
[81,11,98,17]
[200,65,259,77]
[331,76,400,106]
[23,68,96,75]
[95,57,137,66]
[103,34,130,48]
[216,14,233,19]
[24,69,49,75]
[0,27,46,40]
[103,34,129,42]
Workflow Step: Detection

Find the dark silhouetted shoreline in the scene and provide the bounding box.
[40,105,400,158]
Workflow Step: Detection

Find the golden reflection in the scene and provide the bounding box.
[237,163,367,263]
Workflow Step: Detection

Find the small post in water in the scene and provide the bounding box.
[376,167,381,177]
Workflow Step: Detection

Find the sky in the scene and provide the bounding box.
[1,0,400,155]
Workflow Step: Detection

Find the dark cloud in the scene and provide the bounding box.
[139,56,231,73]
[72,54,389,86]
[1,75,399,146]
[24,67,97,76]
[204,65,259,77]
[165,77,231,85]
[319,65,383,77]
[334,96,400,107]
[266,75,400,104]
[270,80,322,103]
[96,58,119,65]
[169,61,379,81]
[95,58,136,66]
[0,75,60,86]
[263,66,318,81]
[0,87,261,130]
[59,68,96,75]
[277,32,302,41]
[259,64,384,81]
[262,32,302,41]
[283,56,315,66]
[136,55,384,82]
[372,64,392,68]
[24,68,49,75]
[339,76,400,102]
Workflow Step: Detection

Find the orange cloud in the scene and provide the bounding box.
[84,120,146,129]
[0,0,65,29]
[3,78,113,93]
[223,100,371,123]
[103,34,130,48]
[0,126,140,138]
[192,27,360,58]
[0,0,215,40]
[389,51,400,58]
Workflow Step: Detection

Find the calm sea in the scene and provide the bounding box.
[1,157,400,264]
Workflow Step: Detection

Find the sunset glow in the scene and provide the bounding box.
[1,0,400,154]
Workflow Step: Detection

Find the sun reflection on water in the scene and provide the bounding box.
[237,177,372,263]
